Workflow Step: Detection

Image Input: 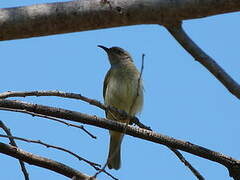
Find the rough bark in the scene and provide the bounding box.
[0,0,239,41]
[0,98,240,180]
[0,142,94,180]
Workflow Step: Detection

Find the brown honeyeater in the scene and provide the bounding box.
[98,45,144,170]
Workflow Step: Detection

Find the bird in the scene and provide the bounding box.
[98,45,144,170]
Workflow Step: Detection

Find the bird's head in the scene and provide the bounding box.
[98,45,133,66]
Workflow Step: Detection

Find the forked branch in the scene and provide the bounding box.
[0,120,29,180]
[0,89,202,179]
[0,142,95,180]
[0,99,239,179]
[165,21,240,179]
[0,0,239,41]
[0,90,150,130]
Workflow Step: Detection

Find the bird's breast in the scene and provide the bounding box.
[104,67,143,115]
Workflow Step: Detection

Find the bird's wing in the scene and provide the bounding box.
[103,69,112,100]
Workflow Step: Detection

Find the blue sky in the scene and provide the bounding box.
[0,1,240,180]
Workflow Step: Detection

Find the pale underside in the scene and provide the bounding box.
[104,63,143,118]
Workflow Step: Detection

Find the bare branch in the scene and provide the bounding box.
[0,106,96,139]
[0,134,117,179]
[0,98,239,179]
[0,0,239,41]
[0,90,150,130]
[0,134,100,167]
[165,22,240,180]
[0,142,95,180]
[170,148,205,180]
[0,120,29,180]
[165,22,240,99]
[0,108,117,180]
[0,90,106,109]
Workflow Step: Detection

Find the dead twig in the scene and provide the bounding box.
[0,142,94,180]
[170,148,205,180]
[0,107,96,139]
[0,90,150,130]
[0,108,116,180]
[0,134,100,167]
[0,120,29,180]
[1,99,239,179]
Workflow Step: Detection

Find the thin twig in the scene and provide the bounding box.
[128,53,144,117]
[0,72,203,179]
[0,108,117,180]
[0,120,29,180]
[165,21,240,99]
[144,54,203,179]
[170,148,205,180]
[0,142,94,180]
[0,90,151,130]
[0,134,115,178]
[0,107,96,139]
[1,99,239,179]
[0,90,105,109]
[0,134,100,167]
[93,163,110,179]
[163,21,237,180]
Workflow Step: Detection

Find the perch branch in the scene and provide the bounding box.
[0,134,100,167]
[0,90,150,130]
[0,99,239,179]
[0,106,96,139]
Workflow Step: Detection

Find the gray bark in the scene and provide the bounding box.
[0,0,239,41]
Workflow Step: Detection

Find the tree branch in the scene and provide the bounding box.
[0,99,239,179]
[0,120,29,180]
[0,90,151,130]
[165,22,240,100]
[0,134,117,180]
[0,142,95,180]
[169,148,204,180]
[0,106,96,139]
[165,21,240,180]
[0,0,239,41]
[0,134,100,167]
[0,110,201,179]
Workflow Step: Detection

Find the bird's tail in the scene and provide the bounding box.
[107,132,123,170]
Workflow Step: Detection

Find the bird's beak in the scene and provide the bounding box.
[98,45,109,53]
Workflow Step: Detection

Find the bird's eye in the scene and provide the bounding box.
[116,50,121,54]
[115,49,123,54]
